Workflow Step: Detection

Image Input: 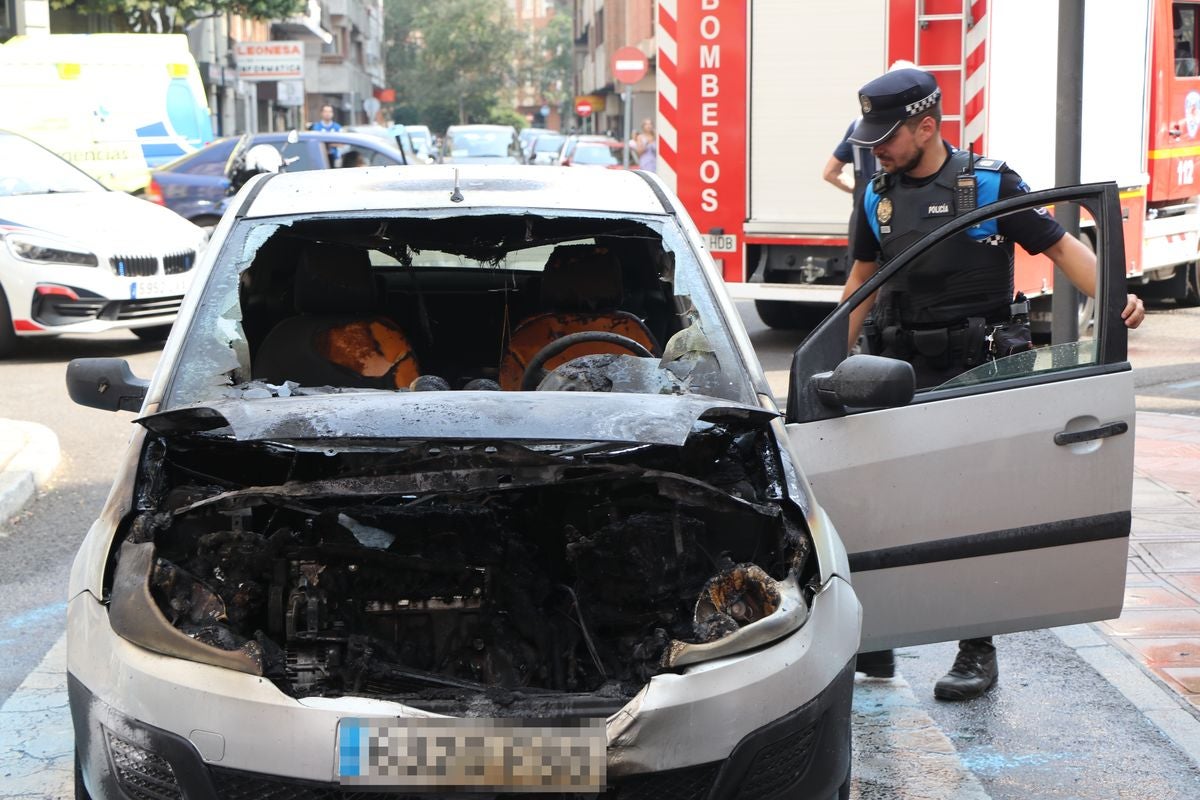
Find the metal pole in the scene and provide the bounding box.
[1052,0,1084,345]
[623,86,632,167]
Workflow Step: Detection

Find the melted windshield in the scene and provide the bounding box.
[164,210,754,407]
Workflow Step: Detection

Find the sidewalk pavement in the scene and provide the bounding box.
[1092,410,1200,712]
[0,418,59,526]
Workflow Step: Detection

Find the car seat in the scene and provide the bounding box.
[254,242,420,389]
[497,243,659,390]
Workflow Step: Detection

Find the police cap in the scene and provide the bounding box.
[849,68,941,146]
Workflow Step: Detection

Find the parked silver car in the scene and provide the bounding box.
[65,166,1134,798]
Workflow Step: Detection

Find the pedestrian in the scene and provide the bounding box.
[630,118,657,172]
[841,67,1145,700]
[308,103,342,134]
[823,118,877,259]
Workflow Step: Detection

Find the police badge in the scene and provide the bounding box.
[877,197,893,224]
[860,95,872,114]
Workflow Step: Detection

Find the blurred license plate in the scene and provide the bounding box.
[337,717,606,791]
[130,275,186,299]
[707,233,737,253]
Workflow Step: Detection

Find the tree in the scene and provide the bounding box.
[526,5,573,122]
[383,0,520,130]
[50,0,306,33]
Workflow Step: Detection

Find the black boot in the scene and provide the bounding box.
[855,649,895,678]
[934,637,997,700]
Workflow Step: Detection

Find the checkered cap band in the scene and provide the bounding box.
[905,89,941,117]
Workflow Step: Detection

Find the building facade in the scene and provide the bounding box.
[1,0,50,41]
[572,0,655,134]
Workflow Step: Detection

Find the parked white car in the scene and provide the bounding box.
[65,165,1134,799]
[0,130,206,355]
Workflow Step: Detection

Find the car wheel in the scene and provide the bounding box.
[192,215,222,240]
[131,324,172,343]
[0,285,17,358]
[74,752,93,800]
[754,300,829,331]
[1181,261,1200,308]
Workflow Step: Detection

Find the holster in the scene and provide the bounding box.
[962,317,988,368]
[989,319,1033,358]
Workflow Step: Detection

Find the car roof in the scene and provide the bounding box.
[446,124,517,132]
[238,165,672,218]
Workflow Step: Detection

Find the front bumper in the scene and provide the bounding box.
[69,576,859,799]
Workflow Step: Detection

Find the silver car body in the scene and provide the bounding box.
[66,167,1132,797]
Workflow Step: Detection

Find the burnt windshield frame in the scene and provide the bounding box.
[161,208,758,409]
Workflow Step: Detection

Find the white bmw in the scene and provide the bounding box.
[0,130,206,355]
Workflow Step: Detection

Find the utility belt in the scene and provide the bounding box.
[862,294,1033,369]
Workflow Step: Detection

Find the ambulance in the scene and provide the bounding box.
[0,34,214,193]
[655,0,1200,329]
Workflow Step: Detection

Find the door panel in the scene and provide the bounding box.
[784,183,1134,649]
[789,371,1133,650]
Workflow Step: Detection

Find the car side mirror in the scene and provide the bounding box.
[66,358,149,412]
[812,354,915,410]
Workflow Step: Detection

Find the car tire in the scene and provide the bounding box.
[0,285,17,358]
[74,752,92,800]
[192,215,222,240]
[1181,261,1200,308]
[131,325,172,343]
[754,300,829,331]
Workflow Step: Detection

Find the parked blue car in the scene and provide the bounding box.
[143,131,411,231]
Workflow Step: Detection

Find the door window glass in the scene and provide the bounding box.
[1175,2,1199,77]
[860,198,1100,394]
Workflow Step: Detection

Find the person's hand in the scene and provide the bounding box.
[1122,293,1145,329]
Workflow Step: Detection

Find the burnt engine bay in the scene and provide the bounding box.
[109,421,814,716]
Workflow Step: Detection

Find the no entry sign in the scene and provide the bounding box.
[575,100,593,117]
[612,46,648,85]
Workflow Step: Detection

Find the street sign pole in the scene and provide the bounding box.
[623,86,632,168]
[611,46,649,169]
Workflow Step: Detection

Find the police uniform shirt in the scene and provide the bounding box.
[851,141,1065,264]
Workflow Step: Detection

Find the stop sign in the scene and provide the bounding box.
[575,100,593,117]
[612,46,648,85]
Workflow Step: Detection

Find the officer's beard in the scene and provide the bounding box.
[896,143,925,176]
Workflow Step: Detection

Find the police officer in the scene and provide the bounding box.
[823,118,878,260]
[841,68,1145,700]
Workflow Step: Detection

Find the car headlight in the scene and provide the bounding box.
[5,233,99,266]
[661,565,809,669]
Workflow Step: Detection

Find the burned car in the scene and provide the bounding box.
[66,167,1136,799]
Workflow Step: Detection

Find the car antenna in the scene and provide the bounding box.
[450,169,464,203]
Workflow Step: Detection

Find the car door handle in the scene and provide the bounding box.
[1054,421,1128,446]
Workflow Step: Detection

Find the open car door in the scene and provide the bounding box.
[785,183,1133,651]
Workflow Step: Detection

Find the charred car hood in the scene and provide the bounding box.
[138,391,777,446]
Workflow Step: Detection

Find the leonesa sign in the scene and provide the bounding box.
[235,41,304,81]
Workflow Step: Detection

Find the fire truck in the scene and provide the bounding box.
[655,0,1200,329]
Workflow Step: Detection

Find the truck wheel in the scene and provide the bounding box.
[754,300,829,331]
[1181,262,1200,308]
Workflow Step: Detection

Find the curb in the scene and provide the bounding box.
[0,420,61,526]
